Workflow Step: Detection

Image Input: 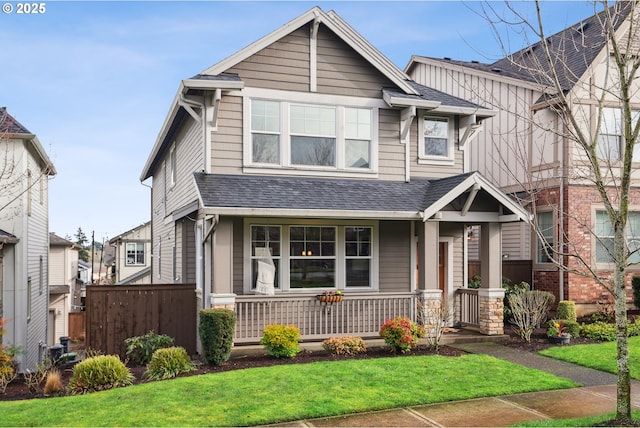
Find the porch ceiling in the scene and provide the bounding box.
[193,172,527,222]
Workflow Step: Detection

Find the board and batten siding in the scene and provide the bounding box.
[378,221,412,292]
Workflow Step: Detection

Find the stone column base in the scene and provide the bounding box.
[478,288,505,335]
[417,290,443,337]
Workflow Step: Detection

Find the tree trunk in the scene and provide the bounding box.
[615,226,631,420]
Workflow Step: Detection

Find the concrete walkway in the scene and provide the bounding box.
[267,342,640,427]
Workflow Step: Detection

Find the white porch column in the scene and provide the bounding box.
[209,218,236,310]
[417,220,439,291]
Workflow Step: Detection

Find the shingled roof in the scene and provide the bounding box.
[0,107,31,135]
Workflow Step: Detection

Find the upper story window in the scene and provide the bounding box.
[126,242,145,266]
[248,98,375,173]
[418,115,454,164]
[597,107,640,162]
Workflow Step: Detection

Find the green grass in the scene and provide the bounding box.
[516,410,640,426]
[0,354,576,426]
[539,336,640,379]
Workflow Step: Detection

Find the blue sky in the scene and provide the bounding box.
[0,0,599,243]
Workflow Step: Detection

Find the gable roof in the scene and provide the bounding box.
[108,221,151,245]
[50,232,80,249]
[202,7,418,96]
[1,107,57,176]
[193,172,529,223]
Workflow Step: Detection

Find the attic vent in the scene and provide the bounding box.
[491,67,502,73]
[574,22,588,34]
[471,60,479,64]
[524,46,535,56]
[444,57,451,61]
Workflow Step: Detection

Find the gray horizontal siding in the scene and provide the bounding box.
[379,221,411,292]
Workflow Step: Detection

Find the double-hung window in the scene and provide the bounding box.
[290,226,336,288]
[345,227,371,287]
[536,211,554,263]
[596,210,640,264]
[596,108,640,162]
[418,116,453,162]
[126,242,145,266]
[248,99,374,172]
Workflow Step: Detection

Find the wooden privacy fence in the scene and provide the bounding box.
[85,284,197,357]
[468,260,532,286]
[68,312,86,341]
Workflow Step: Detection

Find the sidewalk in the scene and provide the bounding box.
[268,342,640,427]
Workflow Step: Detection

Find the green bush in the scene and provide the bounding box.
[633,276,640,309]
[503,281,530,322]
[379,317,425,353]
[562,319,580,338]
[124,331,174,366]
[260,324,301,358]
[580,321,616,341]
[556,301,577,322]
[322,337,367,355]
[144,347,196,380]
[67,355,133,394]
[199,308,237,366]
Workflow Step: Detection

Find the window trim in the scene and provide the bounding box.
[593,206,640,269]
[418,114,455,165]
[169,144,176,188]
[243,218,379,294]
[243,90,380,178]
[535,210,555,265]
[125,241,146,266]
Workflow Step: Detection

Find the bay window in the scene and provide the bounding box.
[247,98,374,172]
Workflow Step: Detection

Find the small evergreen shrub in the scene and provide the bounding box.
[580,321,616,341]
[144,346,196,380]
[322,337,367,355]
[379,317,425,353]
[199,308,237,366]
[124,331,174,366]
[260,324,301,358]
[67,355,134,394]
[561,319,580,338]
[556,301,577,322]
[44,369,64,396]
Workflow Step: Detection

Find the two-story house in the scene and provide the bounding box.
[0,107,56,370]
[140,7,529,343]
[108,221,151,285]
[48,233,80,344]
[407,3,637,315]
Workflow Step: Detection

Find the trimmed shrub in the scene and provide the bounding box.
[67,355,134,394]
[199,308,237,366]
[562,319,580,338]
[124,331,174,366]
[556,301,577,322]
[260,324,301,358]
[322,337,367,356]
[580,321,616,341]
[379,317,425,353]
[144,346,196,380]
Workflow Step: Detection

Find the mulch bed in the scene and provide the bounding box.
[0,327,598,402]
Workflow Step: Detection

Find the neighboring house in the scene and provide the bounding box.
[406,3,635,315]
[0,107,56,370]
[48,233,80,345]
[140,7,529,343]
[108,221,151,285]
[76,260,91,309]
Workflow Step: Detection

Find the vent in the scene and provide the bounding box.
[574,22,588,34]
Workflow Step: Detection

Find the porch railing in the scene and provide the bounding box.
[235,292,417,344]
[457,288,479,327]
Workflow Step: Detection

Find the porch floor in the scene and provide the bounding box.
[230,328,506,358]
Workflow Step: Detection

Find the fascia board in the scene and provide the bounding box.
[30,136,56,175]
[182,79,245,91]
[435,106,497,118]
[201,206,421,220]
[202,7,322,76]
[383,90,440,109]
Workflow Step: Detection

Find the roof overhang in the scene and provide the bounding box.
[200,206,421,221]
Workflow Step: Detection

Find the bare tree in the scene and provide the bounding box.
[476,1,640,422]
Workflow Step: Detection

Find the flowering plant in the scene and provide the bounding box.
[379,317,425,353]
[547,319,569,337]
[321,290,343,296]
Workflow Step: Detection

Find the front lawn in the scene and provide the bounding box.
[0,354,576,426]
[539,336,640,379]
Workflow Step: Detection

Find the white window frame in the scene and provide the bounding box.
[242,89,380,178]
[597,107,640,162]
[418,115,455,165]
[243,218,378,293]
[594,208,640,268]
[125,242,146,266]
[169,144,176,188]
